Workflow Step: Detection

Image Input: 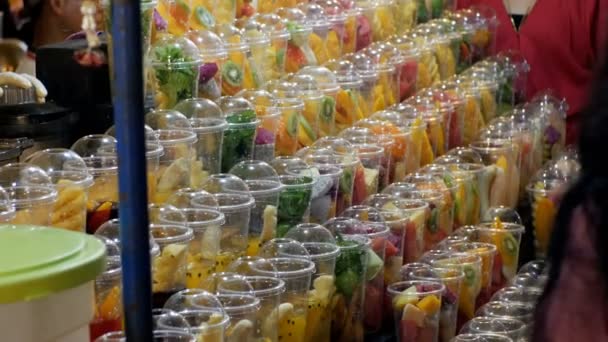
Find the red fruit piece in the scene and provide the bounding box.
[399,61,418,101]
[399,319,419,342]
[448,109,462,148]
[240,3,255,17]
[351,166,367,205]
[285,44,307,72]
[384,240,399,258]
[356,16,372,51]
[403,221,419,263]
[364,284,384,330]
[417,325,438,342]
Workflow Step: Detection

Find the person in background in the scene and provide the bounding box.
[457,0,608,144]
[532,45,608,341]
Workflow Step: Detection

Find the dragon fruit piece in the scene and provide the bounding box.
[199,63,219,84]
[255,127,275,145]
[544,125,561,145]
[153,9,168,32]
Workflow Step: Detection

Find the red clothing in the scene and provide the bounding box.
[458,0,608,144]
[533,207,608,341]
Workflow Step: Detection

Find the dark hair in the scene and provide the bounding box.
[6,0,44,47]
[533,43,608,339]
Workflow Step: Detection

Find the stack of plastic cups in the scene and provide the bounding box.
[401,263,465,342]
[251,13,291,79]
[276,7,318,73]
[236,89,282,161]
[185,30,227,100]
[0,163,57,226]
[174,98,228,185]
[387,280,445,342]
[284,224,341,342]
[444,242,497,308]
[327,212,389,335]
[214,25,250,95]
[199,174,256,272]
[314,0,347,60]
[325,59,370,127]
[25,149,93,232]
[163,290,230,340]
[297,3,333,65]
[425,251,483,332]
[219,275,285,341]
[90,237,123,341]
[252,257,316,341]
[148,36,202,109]
[460,316,526,341]
[298,66,340,137]
[470,138,521,209]
[229,160,283,256]
[69,135,119,233]
[217,96,260,172]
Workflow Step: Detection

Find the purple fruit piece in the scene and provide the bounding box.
[154,9,168,31]
[255,127,275,145]
[443,288,458,305]
[199,63,219,84]
[545,125,561,145]
[387,232,402,248]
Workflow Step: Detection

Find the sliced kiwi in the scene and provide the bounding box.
[222,60,244,87]
[463,265,477,286]
[503,234,518,255]
[286,112,299,137]
[194,6,215,28]
[320,96,336,122]
[299,115,317,141]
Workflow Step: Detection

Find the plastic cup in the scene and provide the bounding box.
[185,30,227,100]
[362,48,399,110]
[153,130,197,203]
[404,185,454,252]
[446,242,497,308]
[237,89,282,162]
[475,301,534,331]
[148,36,201,109]
[470,139,520,209]
[275,174,314,237]
[305,153,358,216]
[276,8,318,73]
[298,3,332,65]
[150,224,194,308]
[429,252,483,330]
[251,258,316,342]
[275,97,304,156]
[288,164,341,224]
[491,51,530,112]
[526,176,561,258]
[327,234,369,341]
[296,67,340,138]
[351,144,383,204]
[252,13,291,78]
[405,266,464,342]
[219,276,285,342]
[0,187,15,223]
[207,294,260,341]
[472,222,525,292]
[215,27,249,96]
[286,74,325,143]
[527,92,568,163]
[460,316,526,342]
[90,238,123,341]
[451,333,514,342]
[0,163,57,226]
[387,280,445,342]
[95,330,196,341]
[510,273,548,292]
[314,1,346,60]
[156,0,192,36]
[326,59,370,130]
[490,286,542,307]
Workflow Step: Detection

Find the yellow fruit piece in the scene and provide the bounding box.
[246,236,261,257]
[326,30,341,60]
[242,58,256,89]
[495,156,508,172]
[480,89,497,121]
[493,217,504,229]
[533,197,556,255]
[98,286,121,319]
[458,288,475,320]
[309,33,328,65]
[416,295,441,316]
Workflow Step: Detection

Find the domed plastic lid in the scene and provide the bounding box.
[150,224,194,248]
[282,74,323,100]
[460,68,499,90]
[314,0,347,23]
[298,66,340,93]
[149,203,187,225]
[145,110,193,131]
[185,29,227,59]
[174,99,228,134]
[214,293,260,317]
[26,148,94,188]
[105,124,158,142]
[445,147,484,164]
[215,24,249,53]
[493,50,530,76]
[217,96,258,122]
[461,316,526,340]
[202,173,251,194]
[526,167,568,195]
[324,59,363,88]
[226,256,277,276]
[275,7,312,34]
[259,238,311,259]
[95,219,159,257]
[366,42,407,66]
[340,207,390,234]
[237,89,278,111]
[250,13,291,40]
[71,134,119,174]
[451,333,514,342]
[482,206,523,225]
[271,156,309,175]
[371,110,409,128]
[0,225,106,304]
[96,236,122,281]
[201,272,254,294]
[152,309,191,331]
[0,186,15,223]
[251,257,316,281]
[239,20,272,46]
[381,182,416,198]
[297,3,331,31]
[529,90,568,114]
[311,137,356,156]
[229,160,282,196]
[148,35,201,67]
[168,188,219,210]
[284,223,336,244]
[164,288,225,312]
[0,162,52,188]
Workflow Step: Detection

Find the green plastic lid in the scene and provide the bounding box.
[0,225,106,304]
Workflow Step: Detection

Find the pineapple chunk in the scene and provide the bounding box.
[393,286,419,310]
[416,295,441,316]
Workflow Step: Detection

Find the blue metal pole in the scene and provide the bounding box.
[110,0,153,340]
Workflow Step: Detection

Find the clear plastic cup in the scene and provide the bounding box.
[200,174,256,271]
[340,132,394,192]
[329,234,370,341]
[490,286,542,307]
[150,224,195,308]
[305,152,358,216]
[287,164,342,224]
[460,316,526,342]
[185,30,227,100]
[219,276,286,342]
[95,219,160,260]
[276,7,318,73]
[491,51,530,111]
[297,67,340,137]
[90,237,123,341]
[313,0,346,60]
[510,273,548,292]
[351,144,383,204]
[327,213,389,334]
[275,173,314,237]
[155,0,192,36]
[251,258,316,342]
[25,149,94,232]
[285,74,324,144]
[387,280,445,342]
[275,97,304,156]
[251,13,291,78]
[0,163,56,226]
[362,47,400,110]
[175,98,227,178]
[237,89,281,162]
[445,242,497,308]
[405,34,440,89]
[451,333,514,342]
[405,265,465,342]
[527,91,568,163]
[209,0,236,25]
[459,70,500,124]
[206,294,260,341]
[298,3,333,65]
[152,308,190,331]
[148,36,201,109]
[395,101,442,167]
[472,222,525,292]
[71,135,120,233]
[475,301,534,329]
[95,330,196,341]
[394,0,417,34]
[0,187,15,223]
[215,25,250,95]
[217,96,260,172]
[152,130,198,203]
[526,170,563,258]
[229,160,283,256]
[429,252,483,331]
[164,290,230,341]
[325,59,369,129]
[518,260,547,278]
